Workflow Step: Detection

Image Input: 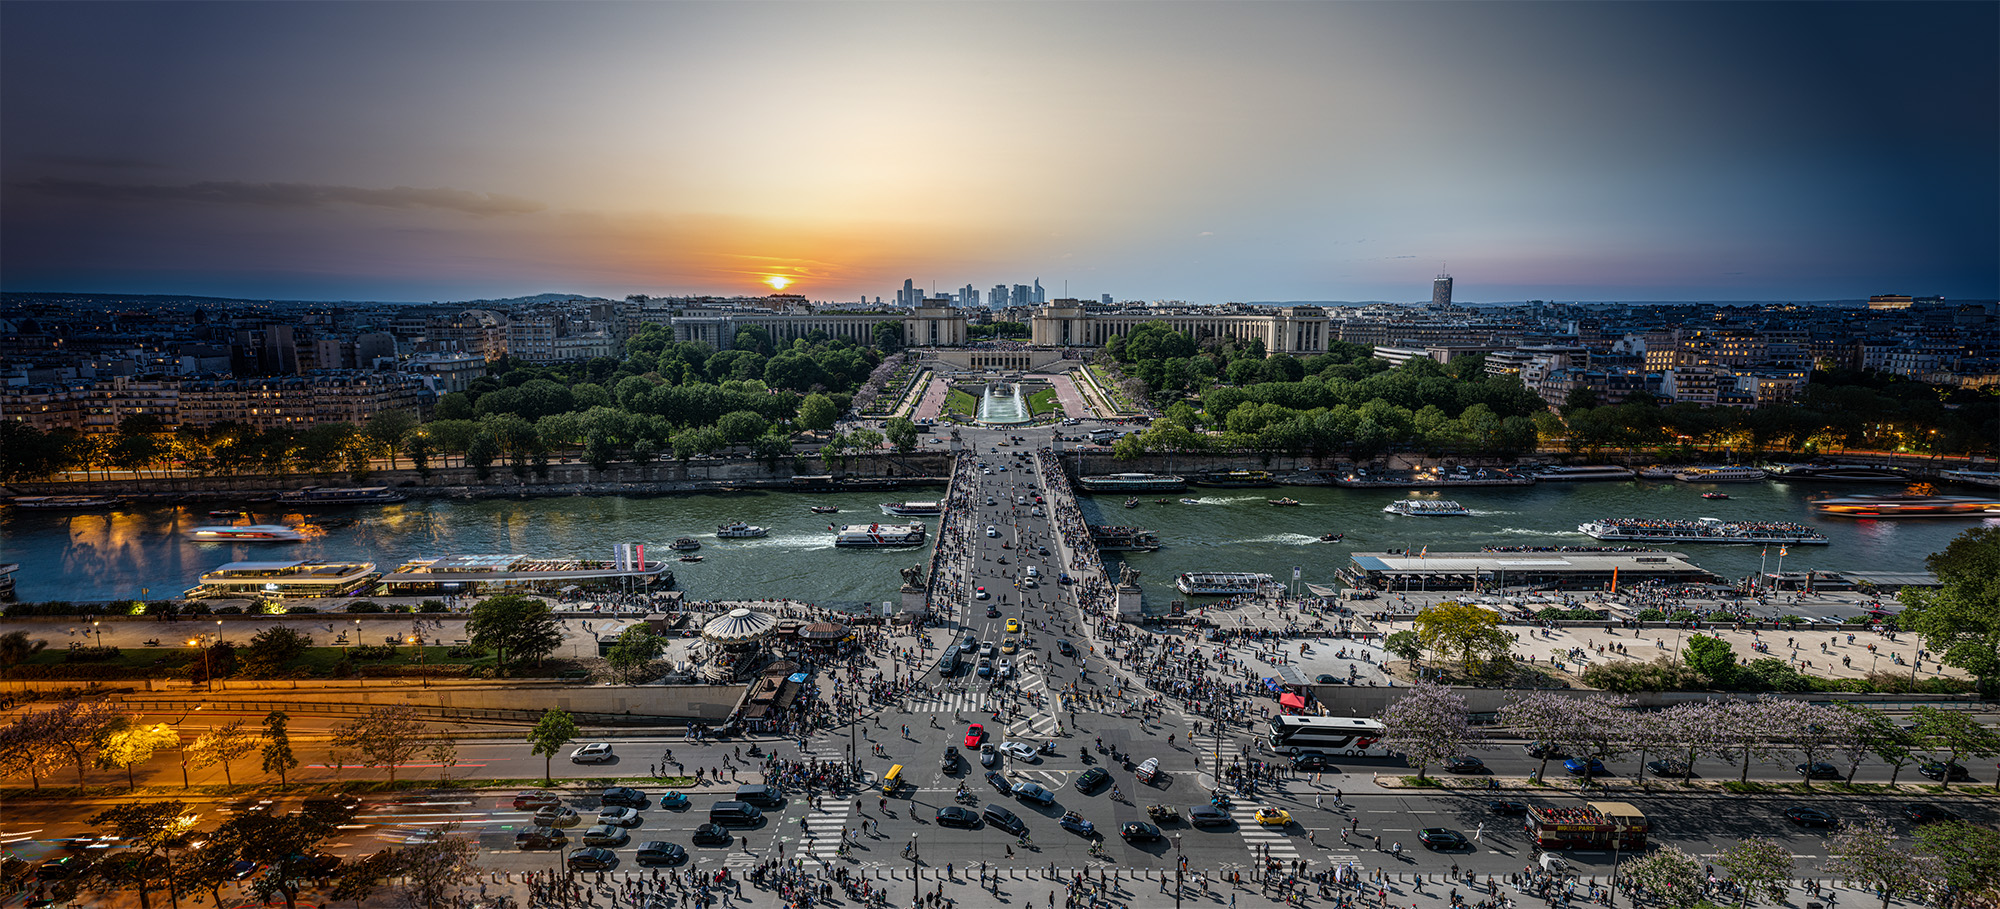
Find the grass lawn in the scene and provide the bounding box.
[1028,387,1058,416]
[945,388,977,417]
[1087,365,1138,413]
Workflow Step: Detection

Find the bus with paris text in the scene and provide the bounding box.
[1267,716,1390,756]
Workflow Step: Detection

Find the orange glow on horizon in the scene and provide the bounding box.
[764,275,791,291]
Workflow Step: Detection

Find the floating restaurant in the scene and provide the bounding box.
[186,560,380,598]
[1338,550,1717,592]
[377,551,673,595]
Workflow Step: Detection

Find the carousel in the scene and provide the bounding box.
[699,607,779,682]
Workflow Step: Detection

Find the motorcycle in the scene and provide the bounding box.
[1039,741,1057,756]
[745,744,763,757]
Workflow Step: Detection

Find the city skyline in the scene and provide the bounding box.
[2,2,1995,305]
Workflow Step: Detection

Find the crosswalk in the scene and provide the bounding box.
[800,802,854,860]
[1233,808,1301,863]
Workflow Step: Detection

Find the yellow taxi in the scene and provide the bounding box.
[1001,637,1018,654]
[1254,807,1292,827]
[1005,619,1020,634]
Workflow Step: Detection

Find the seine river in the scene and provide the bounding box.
[2,478,1991,605]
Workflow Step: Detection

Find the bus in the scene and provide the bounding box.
[1267,716,1389,756]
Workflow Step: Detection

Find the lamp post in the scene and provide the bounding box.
[92,620,103,648]
[1174,833,1184,909]
[909,832,920,902]
[188,634,213,692]
[352,618,362,648]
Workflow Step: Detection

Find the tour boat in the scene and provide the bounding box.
[1811,494,2000,519]
[832,523,927,547]
[377,552,673,595]
[1382,500,1470,516]
[1076,473,1188,493]
[880,501,943,516]
[1673,466,1768,483]
[186,560,379,599]
[1771,464,1909,483]
[1176,572,1276,596]
[1089,526,1162,552]
[809,506,839,514]
[185,524,307,543]
[1577,517,1827,544]
[1179,498,1201,505]
[276,486,407,504]
[1124,498,1141,509]
[716,522,770,539]
[1188,469,1275,488]
[1268,497,1302,507]
[1319,533,1344,542]
[1532,465,1637,482]
[679,555,704,563]
[9,495,123,509]
[1701,492,1730,500]
[669,538,702,551]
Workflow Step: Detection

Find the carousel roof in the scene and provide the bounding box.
[702,607,778,645]
[799,621,850,641]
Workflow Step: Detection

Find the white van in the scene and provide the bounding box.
[1025,566,1040,578]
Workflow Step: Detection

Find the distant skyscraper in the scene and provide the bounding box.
[1013,284,1032,308]
[1432,271,1453,307]
[960,284,979,308]
[990,285,1010,309]
[1033,279,1045,305]
[1101,293,1113,306]
[896,278,916,308]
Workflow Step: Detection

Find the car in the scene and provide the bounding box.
[1562,757,1607,776]
[1444,756,1486,774]
[985,770,1010,791]
[1023,575,1040,587]
[1786,807,1840,829]
[301,795,363,817]
[570,743,614,764]
[1006,619,1021,633]
[1254,807,1292,827]
[1646,759,1690,778]
[1487,801,1529,816]
[1059,811,1096,836]
[1524,742,1567,760]
[936,806,980,828]
[1001,638,1018,654]
[997,660,1014,678]
[942,747,962,772]
[1189,804,1232,828]
[959,635,977,653]
[982,804,1026,834]
[981,743,1000,767]
[986,526,999,537]
[1057,640,1076,657]
[1905,804,1959,824]
[600,787,648,808]
[597,807,642,827]
[1026,565,1040,577]
[1291,752,1337,771]
[36,856,91,881]
[656,790,689,810]
[568,847,617,871]
[986,606,1002,618]
[1419,828,1468,850]
[581,824,630,847]
[1918,761,1972,782]
[1013,781,1056,806]
[514,826,567,849]
[978,642,997,658]
[690,824,732,846]
[513,790,564,810]
[1314,673,1339,684]
[965,724,986,748]
[1121,821,1164,842]
[534,806,582,827]
[975,588,990,600]
[635,842,687,866]
[1038,546,1050,557]
[986,497,996,505]
[1001,741,1039,762]
[1075,767,1110,792]
[1796,762,1841,780]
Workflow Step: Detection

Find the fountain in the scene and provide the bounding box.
[976,382,1030,424]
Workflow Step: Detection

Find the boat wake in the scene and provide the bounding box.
[1239,533,1323,545]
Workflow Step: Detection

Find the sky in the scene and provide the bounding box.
[2,2,1995,305]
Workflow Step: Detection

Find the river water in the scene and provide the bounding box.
[1,477,1989,605]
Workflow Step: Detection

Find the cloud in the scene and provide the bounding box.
[32,154,164,170]
[21,178,545,216]
[1198,231,1214,237]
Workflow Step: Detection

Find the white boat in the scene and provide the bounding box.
[1077,473,1187,493]
[9,495,123,509]
[1577,517,1826,544]
[832,523,927,547]
[715,522,769,539]
[1636,466,1678,481]
[1175,571,1276,596]
[880,501,943,516]
[186,524,306,543]
[1673,466,1768,483]
[1178,498,1201,505]
[186,559,379,598]
[276,486,408,504]
[1382,500,1470,516]
[1533,465,1636,481]
[1812,494,2000,518]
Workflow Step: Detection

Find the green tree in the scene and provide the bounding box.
[1899,527,2000,694]
[1910,706,2000,791]
[189,719,256,787]
[241,626,312,677]
[47,698,124,785]
[527,709,579,784]
[466,595,565,677]
[0,629,47,667]
[871,321,904,352]
[605,626,662,684]
[1824,819,1938,909]
[1683,633,1738,685]
[1412,601,1514,676]
[331,705,426,783]
[883,416,919,453]
[1383,630,1423,667]
[1914,820,2000,909]
[212,805,344,909]
[98,721,181,789]
[90,800,198,909]
[363,409,419,470]
[260,710,300,787]
[1715,837,1793,906]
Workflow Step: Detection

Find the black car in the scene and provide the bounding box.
[1419,828,1468,850]
[690,824,732,846]
[1795,762,1841,780]
[636,842,687,866]
[1646,759,1690,778]
[936,806,981,828]
[514,826,567,850]
[1905,804,1959,825]
[1075,767,1111,792]
[943,746,962,772]
[1786,807,1839,829]
[1057,640,1076,657]
[36,856,90,882]
[301,795,363,817]
[1292,752,1337,771]
[1120,822,1163,842]
[1189,804,1232,828]
[985,770,1010,792]
[987,606,1002,618]
[600,787,648,808]
[1443,756,1486,774]
[983,804,1026,835]
[1524,742,1566,760]
[1918,761,1972,782]
[513,790,564,810]
[1487,801,1529,817]
[567,847,617,871]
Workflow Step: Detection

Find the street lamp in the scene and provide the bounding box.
[909,832,920,902]
[92,620,103,648]
[188,634,213,692]
[1174,833,1185,909]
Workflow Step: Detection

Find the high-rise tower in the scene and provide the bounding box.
[1432,271,1453,308]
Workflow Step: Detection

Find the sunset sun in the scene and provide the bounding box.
[765,275,790,291]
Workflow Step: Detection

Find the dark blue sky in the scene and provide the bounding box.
[2,2,1994,303]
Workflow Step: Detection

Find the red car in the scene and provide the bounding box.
[964,724,985,748]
